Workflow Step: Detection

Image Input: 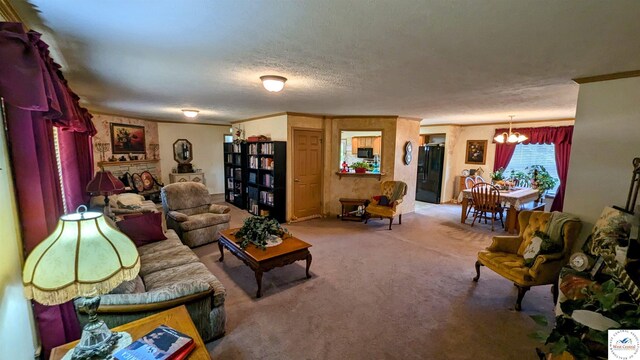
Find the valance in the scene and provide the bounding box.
[0,22,96,135]
[493,125,573,145]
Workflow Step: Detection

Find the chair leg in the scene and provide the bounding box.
[473,260,483,282]
[399,214,402,224]
[551,283,559,304]
[364,213,369,224]
[490,211,495,231]
[388,218,393,230]
[515,285,530,311]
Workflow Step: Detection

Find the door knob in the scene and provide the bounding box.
[294,179,300,182]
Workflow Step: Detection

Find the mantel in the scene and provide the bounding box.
[335,171,386,181]
[98,159,160,167]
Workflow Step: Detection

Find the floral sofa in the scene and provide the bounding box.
[74,228,226,341]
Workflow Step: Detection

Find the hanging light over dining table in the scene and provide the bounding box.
[494,115,528,144]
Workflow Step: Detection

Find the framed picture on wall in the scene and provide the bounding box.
[110,123,146,154]
[465,140,487,165]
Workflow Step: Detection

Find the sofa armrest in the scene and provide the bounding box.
[96,289,214,313]
[209,204,230,214]
[528,253,566,281]
[168,210,189,222]
[487,236,523,254]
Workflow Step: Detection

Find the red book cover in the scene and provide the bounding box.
[168,340,196,360]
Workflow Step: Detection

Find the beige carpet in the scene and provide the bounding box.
[193,200,554,360]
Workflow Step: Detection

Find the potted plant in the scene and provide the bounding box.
[235,216,290,250]
[527,165,558,199]
[350,161,372,174]
[508,169,529,187]
[489,167,506,182]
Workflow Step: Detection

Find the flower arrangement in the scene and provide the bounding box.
[350,161,372,173]
[235,216,290,250]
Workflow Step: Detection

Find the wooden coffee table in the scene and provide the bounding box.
[49,305,208,360]
[218,228,312,298]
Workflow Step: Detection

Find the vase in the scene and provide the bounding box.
[354,168,366,174]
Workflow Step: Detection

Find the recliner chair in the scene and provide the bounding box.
[161,182,231,247]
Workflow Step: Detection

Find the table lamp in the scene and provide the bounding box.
[23,205,140,359]
[86,170,125,216]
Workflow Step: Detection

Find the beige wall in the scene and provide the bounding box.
[157,123,229,194]
[421,120,575,202]
[393,118,421,213]
[324,117,398,216]
[238,114,288,141]
[564,76,640,243]
[0,113,38,359]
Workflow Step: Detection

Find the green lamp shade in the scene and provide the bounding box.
[22,211,140,306]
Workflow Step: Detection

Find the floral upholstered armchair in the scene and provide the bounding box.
[365,181,408,230]
[161,182,231,248]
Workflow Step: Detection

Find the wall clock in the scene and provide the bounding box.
[403,141,412,165]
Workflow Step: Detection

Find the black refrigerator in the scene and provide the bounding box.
[416,144,445,203]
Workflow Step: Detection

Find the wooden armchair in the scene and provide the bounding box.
[365,181,408,230]
[472,210,581,310]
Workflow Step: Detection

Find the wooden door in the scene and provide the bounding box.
[293,129,323,219]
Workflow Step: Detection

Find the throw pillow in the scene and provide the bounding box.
[523,231,564,267]
[373,195,391,206]
[117,212,167,247]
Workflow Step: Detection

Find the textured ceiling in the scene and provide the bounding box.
[13,0,640,125]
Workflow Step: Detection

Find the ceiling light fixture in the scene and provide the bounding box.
[182,109,199,118]
[494,115,527,144]
[260,75,287,92]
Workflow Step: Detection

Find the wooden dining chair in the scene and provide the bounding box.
[464,177,477,217]
[474,175,486,184]
[470,183,504,231]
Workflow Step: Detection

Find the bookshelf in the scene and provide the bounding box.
[223,142,246,209]
[246,141,286,222]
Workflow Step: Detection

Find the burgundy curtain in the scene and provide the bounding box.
[493,143,517,171]
[493,125,574,210]
[0,22,96,357]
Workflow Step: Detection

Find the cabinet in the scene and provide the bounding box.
[351,136,381,155]
[223,142,246,209]
[246,141,286,223]
[169,172,206,184]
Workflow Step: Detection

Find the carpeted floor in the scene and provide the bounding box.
[193,200,554,360]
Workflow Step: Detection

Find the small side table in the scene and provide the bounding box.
[339,198,369,221]
[49,305,209,360]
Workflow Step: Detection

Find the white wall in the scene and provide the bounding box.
[237,114,288,141]
[158,123,229,194]
[564,76,640,242]
[0,113,38,359]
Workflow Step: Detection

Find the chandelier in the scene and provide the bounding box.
[494,115,527,144]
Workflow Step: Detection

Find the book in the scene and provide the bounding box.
[113,324,194,360]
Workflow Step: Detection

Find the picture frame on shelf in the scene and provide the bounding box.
[465,140,487,165]
[110,123,146,154]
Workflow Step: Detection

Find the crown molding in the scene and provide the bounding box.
[230,112,288,124]
[0,0,24,23]
[420,118,575,128]
[573,70,640,84]
[91,111,231,127]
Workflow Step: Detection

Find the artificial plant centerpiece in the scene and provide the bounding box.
[235,216,289,250]
[351,161,372,174]
[527,165,558,199]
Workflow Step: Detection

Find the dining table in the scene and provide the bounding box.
[458,187,541,233]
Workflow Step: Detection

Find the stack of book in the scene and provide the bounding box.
[113,324,195,360]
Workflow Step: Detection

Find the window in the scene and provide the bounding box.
[504,144,559,195]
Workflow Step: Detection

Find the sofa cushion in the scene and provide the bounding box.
[180,213,231,231]
[109,275,145,295]
[209,204,230,214]
[366,204,395,217]
[136,230,183,256]
[117,212,167,247]
[139,245,199,276]
[144,262,226,306]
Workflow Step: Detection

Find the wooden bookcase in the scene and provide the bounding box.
[223,142,246,209]
[245,141,286,223]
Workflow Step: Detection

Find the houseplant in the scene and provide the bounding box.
[489,167,506,182]
[527,165,558,198]
[235,216,289,250]
[350,161,372,174]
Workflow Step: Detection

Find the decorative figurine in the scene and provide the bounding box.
[341,161,349,173]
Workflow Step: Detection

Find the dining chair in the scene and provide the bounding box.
[470,183,504,231]
[474,175,486,184]
[464,176,477,217]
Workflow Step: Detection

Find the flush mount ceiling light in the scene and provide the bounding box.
[182,109,199,118]
[494,115,528,144]
[260,75,287,92]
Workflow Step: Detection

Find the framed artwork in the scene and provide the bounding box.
[465,140,487,165]
[110,123,146,154]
